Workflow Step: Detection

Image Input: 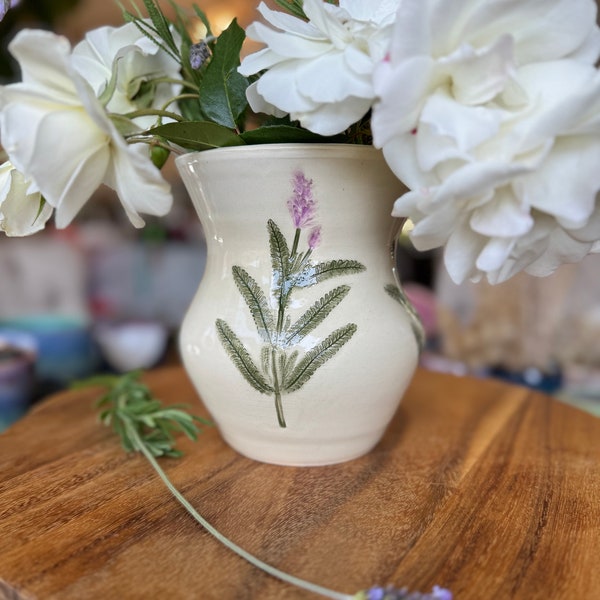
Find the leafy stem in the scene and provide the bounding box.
[81,371,353,600]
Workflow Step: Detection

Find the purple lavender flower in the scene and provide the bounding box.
[1,0,20,21]
[366,585,452,600]
[308,226,321,250]
[189,41,210,70]
[287,170,317,229]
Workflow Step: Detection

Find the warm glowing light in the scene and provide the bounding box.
[210,10,237,34]
[188,18,208,41]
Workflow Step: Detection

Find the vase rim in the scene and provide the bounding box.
[175,143,383,167]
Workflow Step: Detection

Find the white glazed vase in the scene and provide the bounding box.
[176,144,421,466]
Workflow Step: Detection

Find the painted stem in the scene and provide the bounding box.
[271,348,286,428]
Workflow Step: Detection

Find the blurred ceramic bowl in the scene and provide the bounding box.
[0,333,37,431]
[0,315,100,385]
[94,320,169,372]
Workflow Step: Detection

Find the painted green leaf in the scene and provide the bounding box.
[147,121,243,151]
[232,266,274,343]
[385,283,426,351]
[313,260,366,282]
[281,349,299,382]
[267,219,290,295]
[199,19,249,128]
[261,345,272,381]
[285,285,351,346]
[284,323,358,393]
[216,319,274,394]
[294,259,366,288]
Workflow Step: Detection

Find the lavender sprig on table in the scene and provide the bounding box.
[77,372,451,600]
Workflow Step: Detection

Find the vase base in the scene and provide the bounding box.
[219,428,384,467]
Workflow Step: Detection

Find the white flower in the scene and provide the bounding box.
[71,21,182,128]
[239,0,399,136]
[0,29,173,231]
[372,0,600,284]
[0,162,52,236]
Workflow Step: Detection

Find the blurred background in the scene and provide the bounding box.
[0,0,599,431]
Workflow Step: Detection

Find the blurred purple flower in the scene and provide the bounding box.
[189,41,210,70]
[288,170,317,229]
[1,0,19,21]
[366,585,452,600]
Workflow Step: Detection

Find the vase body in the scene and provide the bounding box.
[176,144,420,466]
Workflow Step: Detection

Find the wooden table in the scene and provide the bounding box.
[0,366,599,599]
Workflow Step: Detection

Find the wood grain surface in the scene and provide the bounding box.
[0,366,599,599]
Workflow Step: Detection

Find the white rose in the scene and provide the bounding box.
[0,162,52,236]
[239,0,399,136]
[71,21,182,128]
[0,29,173,230]
[372,0,600,284]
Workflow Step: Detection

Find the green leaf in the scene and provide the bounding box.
[120,1,179,63]
[232,266,275,343]
[267,219,290,294]
[240,125,341,146]
[284,323,358,393]
[295,259,366,288]
[384,283,426,351]
[141,0,178,54]
[285,285,351,346]
[261,345,273,382]
[77,371,209,458]
[278,349,299,384]
[273,0,307,20]
[216,319,274,394]
[147,121,243,151]
[199,19,249,128]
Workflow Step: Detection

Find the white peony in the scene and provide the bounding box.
[71,21,182,128]
[0,162,52,236]
[0,29,173,230]
[372,0,600,284]
[239,0,400,136]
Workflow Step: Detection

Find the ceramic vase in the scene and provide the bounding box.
[176,144,421,466]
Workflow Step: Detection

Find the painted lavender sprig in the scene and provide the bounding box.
[216,170,365,427]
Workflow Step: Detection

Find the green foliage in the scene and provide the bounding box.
[273,0,307,20]
[216,319,275,394]
[198,19,248,129]
[83,372,353,599]
[267,219,291,288]
[112,0,361,153]
[217,215,366,427]
[284,323,357,393]
[121,0,180,62]
[147,121,244,150]
[75,371,209,458]
[232,266,275,343]
[240,125,341,146]
[302,259,366,287]
[285,285,351,346]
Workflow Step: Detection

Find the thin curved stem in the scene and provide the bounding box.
[121,108,185,122]
[125,420,351,600]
